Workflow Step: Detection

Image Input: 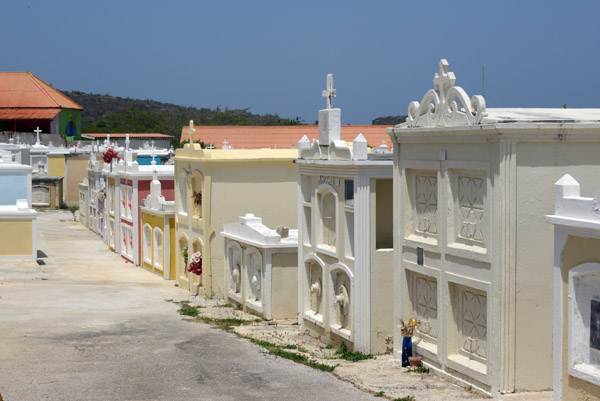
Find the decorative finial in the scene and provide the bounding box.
[406,59,486,128]
[188,120,195,144]
[125,133,130,151]
[322,74,336,109]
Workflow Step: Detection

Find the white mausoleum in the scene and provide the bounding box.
[546,175,600,401]
[0,153,36,260]
[221,214,298,320]
[388,59,600,395]
[297,75,394,354]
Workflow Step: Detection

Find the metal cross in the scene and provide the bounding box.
[322,74,336,109]
[432,59,456,102]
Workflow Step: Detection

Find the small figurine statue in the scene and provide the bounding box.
[400,318,419,367]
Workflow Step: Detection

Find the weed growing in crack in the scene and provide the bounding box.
[406,366,429,374]
[178,304,200,317]
[246,338,336,372]
[335,342,375,362]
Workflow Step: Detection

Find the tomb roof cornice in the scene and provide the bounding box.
[388,122,600,143]
[220,232,298,249]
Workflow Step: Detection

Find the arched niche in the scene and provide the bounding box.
[191,170,203,219]
[244,247,263,307]
[177,170,188,216]
[303,254,325,321]
[142,223,152,265]
[191,238,203,287]
[329,263,353,340]
[226,241,243,301]
[315,184,338,251]
[177,234,189,281]
[153,227,163,270]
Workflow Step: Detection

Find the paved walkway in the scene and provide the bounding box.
[0,211,374,401]
[0,211,553,401]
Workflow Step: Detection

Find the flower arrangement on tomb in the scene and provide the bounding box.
[191,191,202,206]
[102,148,121,164]
[400,318,419,368]
[187,251,202,275]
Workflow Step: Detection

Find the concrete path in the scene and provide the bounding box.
[0,211,375,401]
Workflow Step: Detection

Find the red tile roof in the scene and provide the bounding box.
[84,133,173,138]
[0,72,82,110]
[180,125,392,149]
[0,108,61,119]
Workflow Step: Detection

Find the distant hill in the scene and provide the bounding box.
[372,115,407,125]
[60,90,304,143]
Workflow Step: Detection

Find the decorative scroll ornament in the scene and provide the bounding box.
[407,59,486,128]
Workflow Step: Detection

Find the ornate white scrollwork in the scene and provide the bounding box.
[335,284,349,318]
[406,59,486,128]
[232,265,240,285]
[310,280,322,298]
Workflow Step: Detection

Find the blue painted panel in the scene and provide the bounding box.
[137,156,166,166]
[0,172,28,205]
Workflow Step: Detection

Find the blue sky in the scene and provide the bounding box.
[2,0,599,124]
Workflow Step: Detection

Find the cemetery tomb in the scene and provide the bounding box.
[140,171,176,279]
[222,214,298,319]
[174,122,297,298]
[0,154,37,260]
[86,148,106,238]
[297,74,394,354]
[112,148,174,265]
[388,59,600,395]
[546,175,600,400]
[79,178,89,226]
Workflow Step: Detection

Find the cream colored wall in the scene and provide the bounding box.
[0,220,32,255]
[370,249,394,354]
[515,142,600,391]
[271,252,298,320]
[175,152,298,298]
[560,235,600,401]
[67,157,90,204]
[209,163,298,297]
[370,178,394,354]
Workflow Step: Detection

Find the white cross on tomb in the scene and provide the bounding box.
[34,127,42,144]
[432,59,456,102]
[322,74,336,109]
[188,120,195,144]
